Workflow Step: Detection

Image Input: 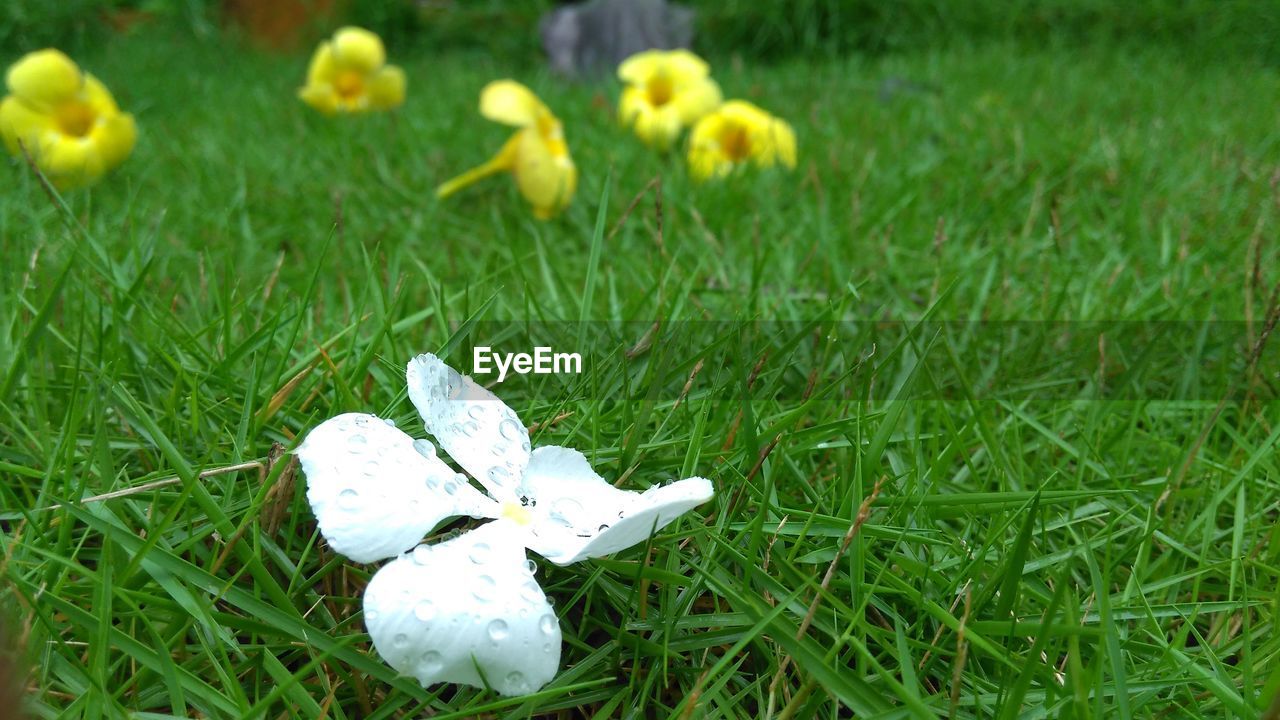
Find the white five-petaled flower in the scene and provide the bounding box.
[296,353,714,696]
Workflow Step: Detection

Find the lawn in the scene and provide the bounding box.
[2,20,1279,719]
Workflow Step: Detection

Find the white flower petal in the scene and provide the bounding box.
[519,446,714,565]
[363,521,562,696]
[406,354,531,502]
[297,413,500,563]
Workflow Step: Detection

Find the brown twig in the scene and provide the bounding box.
[765,477,885,719]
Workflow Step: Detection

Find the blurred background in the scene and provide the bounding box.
[4,0,1278,65]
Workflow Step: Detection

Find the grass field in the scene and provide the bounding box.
[2,22,1280,719]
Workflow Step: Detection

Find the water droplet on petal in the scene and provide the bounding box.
[473,575,496,601]
[420,650,442,673]
[337,489,360,510]
[443,480,457,495]
[469,542,491,564]
[521,439,531,453]
[543,643,553,654]
[487,619,509,642]
[539,613,557,635]
[414,600,436,622]
[468,405,486,420]
[499,419,523,442]
[365,609,379,622]
[488,466,511,486]
[520,581,542,603]
[413,439,436,457]
[505,671,528,694]
[523,559,537,576]
[445,369,464,399]
[412,546,432,565]
[393,633,409,648]
[598,524,611,532]
[426,474,440,490]
[383,417,397,427]
[349,433,367,446]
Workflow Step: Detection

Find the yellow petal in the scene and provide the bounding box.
[0,95,54,155]
[618,86,646,125]
[618,49,708,86]
[480,79,547,127]
[331,27,385,74]
[513,127,575,218]
[630,103,681,150]
[305,41,337,86]
[435,133,521,200]
[687,111,733,181]
[671,77,721,124]
[298,83,339,115]
[82,74,121,116]
[37,134,105,189]
[761,117,797,169]
[5,49,82,109]
[90,112,136,170]
[368,65,406,110]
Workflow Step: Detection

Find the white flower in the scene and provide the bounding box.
[296,353,714,696]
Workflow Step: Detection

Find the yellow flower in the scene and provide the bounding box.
[617,49,721,150]
[0,49,137,189]
[298,27,406,115]
[436,80,576,220]
[687,100,796,181]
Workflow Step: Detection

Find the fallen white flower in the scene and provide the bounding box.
[296,353,714,696]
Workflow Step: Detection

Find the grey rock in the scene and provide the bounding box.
[541,0,695,79]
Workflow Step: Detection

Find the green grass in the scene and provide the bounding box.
[2,25,1279,719]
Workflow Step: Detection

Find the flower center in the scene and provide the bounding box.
[55,101,96,138]
[718,122,752,161]
[334,70,365,100]
[646,74,674,107]
[501,502,533,526]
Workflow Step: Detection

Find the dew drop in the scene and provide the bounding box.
[337,489,360,510]
[413,599,436,622]
[598,523,611,532]
[365,609,379,622]
[469,542,491,564]
[468,405,486,420]
[521,439,531,453]
[413,439,436,457]
[543,643,553,654]
[487,619,509,642]
[445,369,464,399]
[443,480,458,495]
[539,613,557,635]
[488,466,511,486]
[393,633,409,648]
[383,417,397,427]
[520,581,542,603]
[426,474,440,490]
[349,433,367,446]
[554,497,583,519]
[499,419,523,441]
[505,671,528,694]
[473,574,496,601]
[523,559,538,576]
[420,650,442,674]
